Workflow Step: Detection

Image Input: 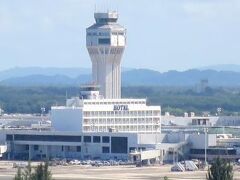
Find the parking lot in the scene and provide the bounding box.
[0,161,240,180]
[51,165,208,180]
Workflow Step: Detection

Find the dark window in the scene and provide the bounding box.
[96,18,117,24]
[102,146,110,153]
[98,38,110,45]
[25,145,29,151]
[84,136,91,143]
[111,137,128,154]
[34,145,39,151]
[93,136,101,143]
[138,147,146,151]
[102,136,110,143]
[77,146,81,152]
[6,135,13,141]
[190,148,237,155]
[62,146,64,151]
[12,134,81,142]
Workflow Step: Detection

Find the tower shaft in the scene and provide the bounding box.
[86,12,126,99]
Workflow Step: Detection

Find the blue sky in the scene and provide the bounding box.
[0,0,240,72]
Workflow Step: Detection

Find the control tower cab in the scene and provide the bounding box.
[86,11,126,99]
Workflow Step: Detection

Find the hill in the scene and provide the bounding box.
[122,69,240,86]
[0,67,133,81]
[199,64,240,72]
[1,64,240,86]
[0,67,91,81]
[1,68,240,86]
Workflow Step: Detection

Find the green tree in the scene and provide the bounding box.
[23,162,34,180]
[32,163,43,180]
[14,168,23,180]
[32,161,52,180]
[43,161,52,180]
[207,157,233,180]
[14,161,52,180]
[163,176,169,180]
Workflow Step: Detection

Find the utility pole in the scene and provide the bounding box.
[204,127,208,166]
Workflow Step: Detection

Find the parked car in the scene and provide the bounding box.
[69,159,81,165]
[92,161,103,167]
[103,161,111,166]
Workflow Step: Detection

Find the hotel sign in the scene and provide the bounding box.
[113,105,129,111]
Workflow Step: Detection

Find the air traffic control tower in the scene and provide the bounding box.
[86,11,126,99]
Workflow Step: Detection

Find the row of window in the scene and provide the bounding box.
[87,32,124,36]
[25,145,142,154]
[11,136,128,154]
[7,135,82,142]
[88,47,124,55]
[129,147,146,152]
[98,38,110,45]
[30,145,109,154]
[6,134,110,143]
[84,111,160,117]
[109,48,123,54]
[96,18,117,24]
[190,148,236,155]
[83,101,145,105]
[86,125,159,128]
[112,32,124,36]
[84,118,159,124]
[92,136,110,143]
[83,125,159,132]
[87,32,109,36]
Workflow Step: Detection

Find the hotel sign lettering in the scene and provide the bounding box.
[113,105,129,111]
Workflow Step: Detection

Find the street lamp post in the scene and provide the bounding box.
[204,127,208,166]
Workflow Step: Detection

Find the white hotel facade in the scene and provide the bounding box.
[52,96,161,133]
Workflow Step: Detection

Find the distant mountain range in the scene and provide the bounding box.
[0,67,91,81]
[0,67,133,81]
[198,64,240,72]
[1,66,240,86]
[122,69,240,86]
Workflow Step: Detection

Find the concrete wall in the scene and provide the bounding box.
[216,116,240,126]
[187,134,217,149]
[51,108,82,132]
[166,132,186,143]
[140,149,161,160]
[138,134,161,145]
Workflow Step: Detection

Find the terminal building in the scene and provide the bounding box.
[6,131,162,160]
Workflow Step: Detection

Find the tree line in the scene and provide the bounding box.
[0,86,240,116]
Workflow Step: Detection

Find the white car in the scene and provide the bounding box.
[69,160,81,165]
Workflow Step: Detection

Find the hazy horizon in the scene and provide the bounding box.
[0,0,240,72]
